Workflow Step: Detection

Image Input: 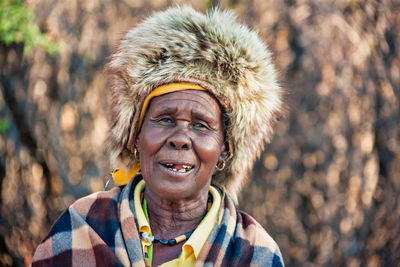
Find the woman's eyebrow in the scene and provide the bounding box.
[152,106,177,115]
[191,109,216,122]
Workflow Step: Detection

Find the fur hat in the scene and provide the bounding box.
[106,5,284,204]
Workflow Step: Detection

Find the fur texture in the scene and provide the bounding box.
[106,6,284,204]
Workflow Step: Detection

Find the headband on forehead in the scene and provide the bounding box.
[137,82,206,132]
[113,82,207,186]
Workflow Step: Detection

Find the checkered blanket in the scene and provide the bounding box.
[32,177,284,266]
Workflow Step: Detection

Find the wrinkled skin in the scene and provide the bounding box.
[136,90,228,202]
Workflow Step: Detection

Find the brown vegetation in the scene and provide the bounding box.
[0,0,399,266]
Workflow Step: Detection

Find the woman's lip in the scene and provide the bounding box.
[158,160,195,166]
[158,162,195,178]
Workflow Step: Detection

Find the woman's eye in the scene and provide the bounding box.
[192,121,208,129]
[158,117,174,124]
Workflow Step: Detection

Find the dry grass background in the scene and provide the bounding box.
[0,0,399,266]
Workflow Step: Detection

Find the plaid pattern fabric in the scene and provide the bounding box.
[32,177,284,266]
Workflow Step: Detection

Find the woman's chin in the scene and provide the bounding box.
[152,187,198,202]
[142,164,212,202]
[147,180,207,202]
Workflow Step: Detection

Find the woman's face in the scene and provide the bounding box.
[135,90,228,201]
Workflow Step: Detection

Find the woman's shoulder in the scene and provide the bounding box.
[222,195,279,246]
[235,209,284,266]
[218,195,284,266]
[68,186,122,215]
[31,186,125,266]
[236,209,280,249]
[38,186,124,241]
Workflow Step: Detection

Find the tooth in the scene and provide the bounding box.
[172,168,177,172]
[178,169,186,173]
[184,165,192,170]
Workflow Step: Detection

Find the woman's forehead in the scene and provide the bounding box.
[149,90,221,113]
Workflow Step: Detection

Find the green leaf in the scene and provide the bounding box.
[0,119,9,134]
[0,0,63,56]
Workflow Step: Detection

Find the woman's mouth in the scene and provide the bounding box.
[160,163,194,173]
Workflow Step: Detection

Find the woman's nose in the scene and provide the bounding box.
[167,131,192,150]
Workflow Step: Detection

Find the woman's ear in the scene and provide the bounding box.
[218,143,229,162]
[134,136,140,150]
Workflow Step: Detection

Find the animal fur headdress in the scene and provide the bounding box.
[106,5,284,203]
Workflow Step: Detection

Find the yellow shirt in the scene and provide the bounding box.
[133,180,221,266]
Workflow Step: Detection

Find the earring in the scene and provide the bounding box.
[134,148,139,160]
[216,160,225,171]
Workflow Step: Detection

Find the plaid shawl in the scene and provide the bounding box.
[32,177,284,266]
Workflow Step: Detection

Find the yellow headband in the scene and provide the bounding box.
[137,82,206,132]
[113,82,207,186]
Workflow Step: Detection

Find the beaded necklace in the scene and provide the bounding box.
[140,229,194,246]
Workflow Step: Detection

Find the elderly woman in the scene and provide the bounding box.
[32,6,284,267]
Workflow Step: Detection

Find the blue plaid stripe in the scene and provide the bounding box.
[252,246,283,266]
[202,195,285,266]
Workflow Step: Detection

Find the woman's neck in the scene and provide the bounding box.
[143,187,208,239]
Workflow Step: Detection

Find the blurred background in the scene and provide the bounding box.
[0,0,399,266]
